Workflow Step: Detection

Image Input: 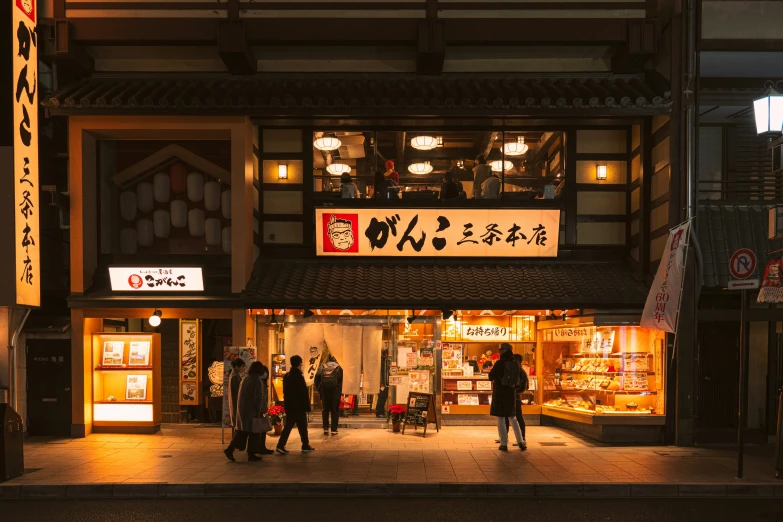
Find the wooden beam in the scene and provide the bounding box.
[700,39,783,52]
[218,20,257,75]
[395,132,407,169]
[639,117,653,275]
[611,19,657,73]
[43,20,94,75]
[417,20,445,75]
[565,130,577,245]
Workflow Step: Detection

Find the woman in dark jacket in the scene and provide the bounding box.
[488,345,525,451]
[224,361,270,461]
[276,355,315,454]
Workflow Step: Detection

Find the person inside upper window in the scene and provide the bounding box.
[384,159,400,185]
[373,170,400,200]
[439,170,461,200]
[472,156,493,199]
[340,172,358,199]
[481,171,502,199]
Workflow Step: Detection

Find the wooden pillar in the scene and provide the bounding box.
[231,118,255,293]
[68,119,98,294]
[70,309,101,437]
[639,117,653,275]
[565,129,578,244]
[232,309,253,350]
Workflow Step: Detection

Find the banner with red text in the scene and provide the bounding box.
[641,220,691,333]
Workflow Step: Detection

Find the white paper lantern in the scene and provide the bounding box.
[120,191,137,221]
[222,226,232,254]
[153,172,170,203]
[137,182,154,213]
[170,200,187,228]
[221,190,231,220]
[137,219,154,247]
[154,210,171,238]
[188,208,205,237]
[120,228,137,255]
[205,218,222,246]
[204,181,221,211]
[187,172,205,202]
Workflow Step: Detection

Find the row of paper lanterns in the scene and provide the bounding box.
[120,218,232,254]
[120,171,231,221]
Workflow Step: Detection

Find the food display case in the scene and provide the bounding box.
[538,321,666,442]
[91,332,162,433]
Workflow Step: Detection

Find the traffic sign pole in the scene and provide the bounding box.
[737,288,749,478]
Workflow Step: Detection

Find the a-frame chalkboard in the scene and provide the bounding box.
[402,392,439,437]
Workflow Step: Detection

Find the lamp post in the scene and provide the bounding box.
[754,81,783,479]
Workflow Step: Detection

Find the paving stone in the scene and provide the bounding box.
[112,484,161,498]
[0,486,21,499]
[160,484,206,497]
[725,484,775,497]
[485,484,535,497]
[254,483,299,497]
[630,484,679,497]
[204,483,255,497]
[440,483,487,497]
[66,484,114,498]
[678,484,727,497]
[20,485,67,498]
[582,484,630,497]
[298,483,346,497]
[535,484,583,497]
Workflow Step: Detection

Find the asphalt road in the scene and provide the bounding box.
[1,498,782,522]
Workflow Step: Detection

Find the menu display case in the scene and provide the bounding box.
[539,324,665,438]
[92,332,162,433]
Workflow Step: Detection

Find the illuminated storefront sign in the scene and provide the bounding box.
[461,325,509,341]
[315,208,559,257]
[109,267,205,291]
[12,0,40,306]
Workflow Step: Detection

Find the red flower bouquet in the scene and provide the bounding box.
[387,404,407,424]
[267,405,286,425]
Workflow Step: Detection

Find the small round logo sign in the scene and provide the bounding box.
[128,274,143,289]
[729,248,756,280]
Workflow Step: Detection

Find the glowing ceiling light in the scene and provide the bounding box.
[408,161,433,175]
[490,160,513,172]
[313,136,342,151]
[411,136,438,151]
[326,163,351,175]
[503,136,529,156]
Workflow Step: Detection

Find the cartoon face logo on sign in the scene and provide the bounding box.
[128,274,143,289]
[323,214,359,253]
[17,0,35,21]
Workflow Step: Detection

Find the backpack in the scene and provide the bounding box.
[320,365,341,389]
[501,360,520,387]
[519,368,529,392]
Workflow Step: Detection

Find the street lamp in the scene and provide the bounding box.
[753,82,783,136]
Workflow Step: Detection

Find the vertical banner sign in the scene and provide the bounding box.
[179,319,201,405]
[641,221,691,333]
[12,0,39,306]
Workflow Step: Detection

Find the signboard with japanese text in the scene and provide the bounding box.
[461,324,509,342]
[10,0,39,306]
[547,327,592,342]
[315,208,559,257]
[179,319,200,406]
[641,220,691,333]
[108,267,205,291]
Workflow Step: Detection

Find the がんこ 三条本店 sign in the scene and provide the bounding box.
[315,208,559,257]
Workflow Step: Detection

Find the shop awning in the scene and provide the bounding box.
[699,204,783,288]
[41,74,671,116]
[242,259,649,310]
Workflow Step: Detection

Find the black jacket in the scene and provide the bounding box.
[314,362,343,393]
[489,350,516,417]
[283,367,311,415]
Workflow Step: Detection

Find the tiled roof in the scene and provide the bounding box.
[242,260,649,309]
[699,205,783,288]
[41,74,671,113]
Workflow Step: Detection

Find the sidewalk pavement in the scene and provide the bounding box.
[1,425,781,499]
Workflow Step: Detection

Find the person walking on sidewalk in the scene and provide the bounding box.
[501,354,528,450]
[489,344,525,451]
[315,355,343,435]
[276,355,315,454]
[375,348,392,418]
[224,361,269,462]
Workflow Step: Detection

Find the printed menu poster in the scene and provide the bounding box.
[126,374,148,401]
[408,370,430,393]
[406,351,418,369]
[419,348,434,367]
[128,341,151,366]
[102,341,125,366]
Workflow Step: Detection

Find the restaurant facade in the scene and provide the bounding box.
[8,0,699,445]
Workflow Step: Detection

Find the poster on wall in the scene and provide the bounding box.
[179,320,200,405]
[102,341,125,366]
[126,374,148,401]
[408,370,430,393]
[418,348,434,368]
[128,341,151,366]
[181,382,198,403]
[222,346,257,427]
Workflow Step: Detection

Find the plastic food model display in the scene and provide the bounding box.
[542,326,663,416]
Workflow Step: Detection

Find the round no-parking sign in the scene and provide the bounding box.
[729,248,757,280]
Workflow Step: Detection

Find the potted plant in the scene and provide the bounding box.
[267,405,286,435]
[387,404,407,433]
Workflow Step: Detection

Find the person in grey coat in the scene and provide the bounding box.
[224,361,270,461]
[227,358,246,431]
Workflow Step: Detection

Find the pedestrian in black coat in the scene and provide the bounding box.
[488,344,525,451]
[276,355,315,454]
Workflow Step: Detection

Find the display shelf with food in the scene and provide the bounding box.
[540,324,665,425]
[91,332,162,433]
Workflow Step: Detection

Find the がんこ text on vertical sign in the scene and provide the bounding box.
[315,209,559,257]
[12,0,40,306]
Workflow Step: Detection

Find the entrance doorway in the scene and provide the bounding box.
[26,339,72,437]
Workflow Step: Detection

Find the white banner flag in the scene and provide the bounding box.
[641,220,691,333]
